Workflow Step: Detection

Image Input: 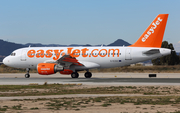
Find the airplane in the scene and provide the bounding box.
[3,14,171,78]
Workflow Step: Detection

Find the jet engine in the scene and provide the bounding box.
[37,63,64,75]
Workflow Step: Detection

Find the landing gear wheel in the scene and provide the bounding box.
[71,72,79,78]
[25,68,30,78]
[25,74,30,78]
[84,72,92,78]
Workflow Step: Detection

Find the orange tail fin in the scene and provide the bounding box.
[130,14,169,48]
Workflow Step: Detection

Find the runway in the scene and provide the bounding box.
[0,73,180,85]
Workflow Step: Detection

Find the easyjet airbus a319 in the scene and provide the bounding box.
[3,14,171,78]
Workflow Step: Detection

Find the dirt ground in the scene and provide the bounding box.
[1,85,180,113]
[1,100,180,113]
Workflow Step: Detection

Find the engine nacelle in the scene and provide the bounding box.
[37,63,64,75]
[60,69,73,75]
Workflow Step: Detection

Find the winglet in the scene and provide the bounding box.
[129,14,169,48]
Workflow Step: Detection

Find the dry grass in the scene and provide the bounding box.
[1,85,180,97]
[1,64,180,73]
[2,96,180,112]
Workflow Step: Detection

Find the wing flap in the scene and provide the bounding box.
[57,54,83,67]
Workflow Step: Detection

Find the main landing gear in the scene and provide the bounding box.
[25,68,30,78]
[84,72,92,78]
[71,71,92,78]
[71,72,79,78]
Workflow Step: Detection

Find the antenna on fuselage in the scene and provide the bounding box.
[29,45,31,48]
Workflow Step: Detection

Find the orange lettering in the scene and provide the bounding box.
[91,49,98,57]
[36,50,44,58]
[27,48,120,59]
[72,49,80,57]
[45,50,53,58]
[99,49,107,57]
[53,50,64,60]
[27,50,35,58]
[81,48,89,57]
[67,47,73,55]
[108,49,119,57]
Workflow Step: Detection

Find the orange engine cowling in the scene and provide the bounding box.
[60,69,73,75]
[37,63,64,75]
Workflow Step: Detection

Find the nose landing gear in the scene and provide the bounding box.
[25,68,30,78]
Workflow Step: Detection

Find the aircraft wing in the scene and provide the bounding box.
[44,54,100,69]
[57,54,83,67]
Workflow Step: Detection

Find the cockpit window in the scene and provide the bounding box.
[10,53,16,56]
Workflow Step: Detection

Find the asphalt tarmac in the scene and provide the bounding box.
[0,73,180,85]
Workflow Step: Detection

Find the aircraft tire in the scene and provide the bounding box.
[25,74,30,78]
[84,72,92,78]
[71,72,79,78]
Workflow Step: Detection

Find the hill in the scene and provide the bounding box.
[0,39,25,56]
[0,39,131,57]
[108,39,131,46]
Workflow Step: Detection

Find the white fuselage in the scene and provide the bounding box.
[3,46,171,70]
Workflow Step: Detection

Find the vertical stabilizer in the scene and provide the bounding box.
[130,14,168,48]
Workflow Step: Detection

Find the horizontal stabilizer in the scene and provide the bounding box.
[143,49,160,55]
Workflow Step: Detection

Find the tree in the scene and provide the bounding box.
[152,41,180,65]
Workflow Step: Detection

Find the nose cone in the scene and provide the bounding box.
[3,57,7,65]
[3,57,9,66]
[3,56,19,68]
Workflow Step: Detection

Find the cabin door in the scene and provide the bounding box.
[21,50,26,61]
[125,49,132,60]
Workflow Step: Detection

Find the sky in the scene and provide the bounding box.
[0,0,180,49]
